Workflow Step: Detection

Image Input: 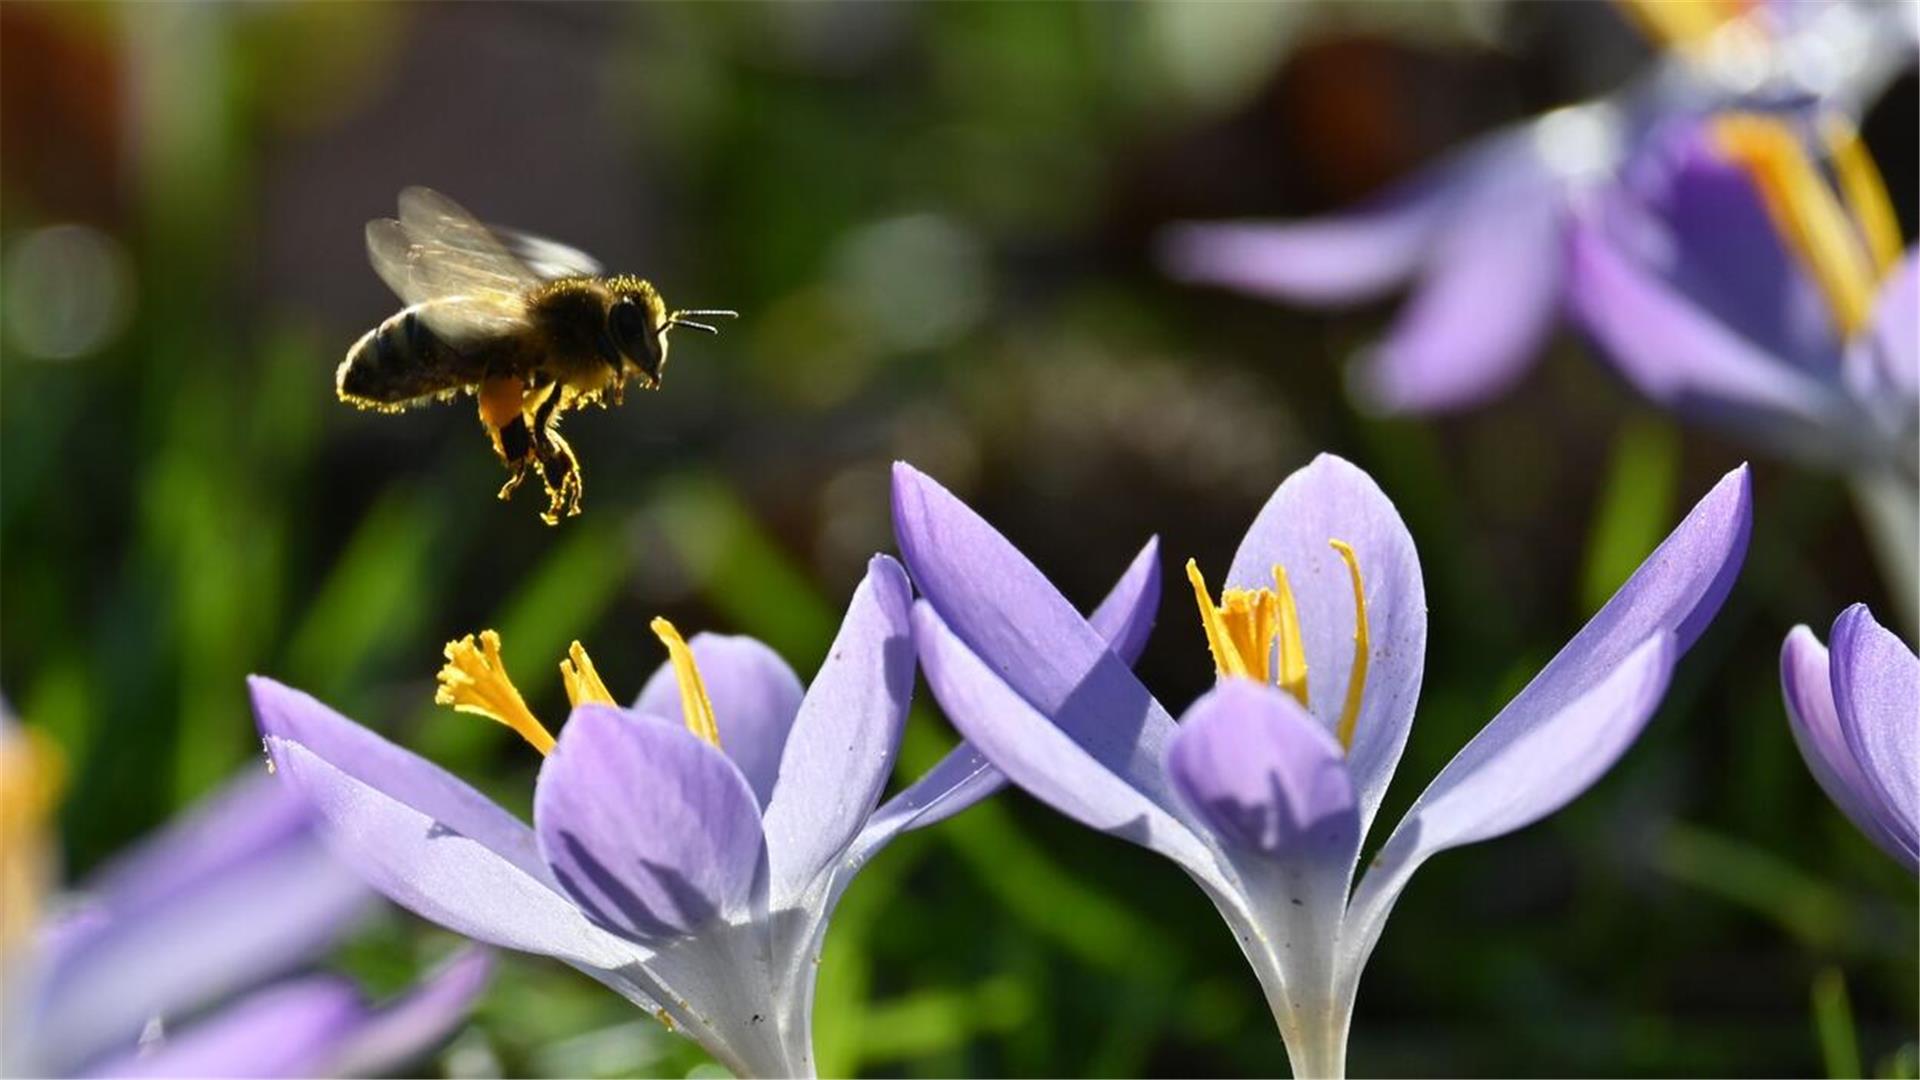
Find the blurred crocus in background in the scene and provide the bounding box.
[1160,0,1913,414]
[0,718,490,1078]
[251,546,1161,1078]
[1781,604,1918,873]
[895,455,1751,1078]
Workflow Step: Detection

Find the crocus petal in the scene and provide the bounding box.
[1781,625,1915,868]
[536,704,769,942]
[1160,208,1441,306]
[763,556,914,901]
[28,830,369,1077]
[1344,633,1675,972]
[1225,453,1425,846]
[913,603,1221,880]
[1359,165,1566,413]
[636,634,805,809]
[858,535,1164,849]
[323,948,494,1078]
[892,464,1187,813]
[1166,680,1359,866]
[84,976,366,1079]
[1830,604,1920,866]
[251,679,636,972]
[1865,248,1918,399]
[1568,214,1854,439]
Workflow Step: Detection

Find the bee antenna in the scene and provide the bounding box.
[671,319,721,335]
[672,309,739,320]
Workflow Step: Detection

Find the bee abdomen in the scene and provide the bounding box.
[337,305,478,411]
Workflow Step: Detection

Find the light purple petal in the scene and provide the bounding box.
[251,679,635,971]
[535,704,768,942]
[1358,166,1566,413]
[892,464,1186,813]
[1166,680,1358,866]
[1568,214,1855,440]
[636,633,805,809]
[323,948,493,1078]
[1864,248,1918,399]
[1160,209,1440,306]
[1830,604,1920,867]
[763,556,915,900]
[1344,633,1676,972]
[31,774,371,1074]
[84,976,366,1079]
[912,602,1218,878]
[1781,625,1916,869]
[1224,453,1425,845]
[860,535,1164,847]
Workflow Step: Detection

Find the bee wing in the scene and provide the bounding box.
[367,188,540,343]
[488,225,605,280]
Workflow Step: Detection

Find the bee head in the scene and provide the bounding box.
[606,282,671,388]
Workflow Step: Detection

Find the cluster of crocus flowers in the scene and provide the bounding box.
[1781,604,1918,873]
[1568,108,1915,475]
[0,716,488,1079]
[893,455,1751,1078]
[251,550,1164,1078]
[1160,0,1912,417]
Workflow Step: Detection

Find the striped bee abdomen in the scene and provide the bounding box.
[336,304,484,411]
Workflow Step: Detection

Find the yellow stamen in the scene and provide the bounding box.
[1328,541,1370,753]
[560,641,617,708]
[1271,564,1308,709]
[1,726,63,953]
[436,630,557,755]
[1613,0,1747,49]
[650,618,722,748]
[1713,113,1881,335]
[1187,560,1270,681]
[1820,115,1903,277]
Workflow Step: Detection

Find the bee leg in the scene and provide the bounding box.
[535,431,583,525]
[492,413,536,501]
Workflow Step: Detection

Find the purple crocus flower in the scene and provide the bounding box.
[893,454,1750,1077]
[1161,1,1911,416]
[249,551,1162,1078]
[1781,603,1918,872]
[1568,108,1915,475]
[0,727,490,1079]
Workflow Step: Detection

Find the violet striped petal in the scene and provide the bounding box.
[913,602,1220,882]
[892,464,1185,814]
[1830,604,1920,867]
[763,556,914,901]
[635,633,805,809]
[1782,624,1915,869]
[858,535,1162,848]
[1225,453,1425,846]
[250,679,635,972]
[535,705,768,942]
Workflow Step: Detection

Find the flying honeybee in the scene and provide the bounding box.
[337,187,735,524]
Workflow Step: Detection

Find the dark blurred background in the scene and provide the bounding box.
[2,3,1914,1076]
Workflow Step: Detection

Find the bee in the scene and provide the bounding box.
[337,187,735,524]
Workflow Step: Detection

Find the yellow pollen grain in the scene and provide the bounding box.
[1713,113,1880,336]
[1820,115,1903,278]
[436,630,557,756]
[560,641,617,708]
[650,618,722,748]
[1328,541,1370,753]
[1271,564,1308,708]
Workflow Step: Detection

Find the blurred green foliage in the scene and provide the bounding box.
[2,3,1913,1077]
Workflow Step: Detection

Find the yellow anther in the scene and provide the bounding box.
[1613,0,1747,49]
[1187,560,1271,682]
[1328,541,1370,753]
[1713,113,1882,336]
[436,630,557,756]
[1271,564,1308,709]
[650,618,722,748]
[1820,115,1903,277]
[560,641,617,708]
[1,726,63,953]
